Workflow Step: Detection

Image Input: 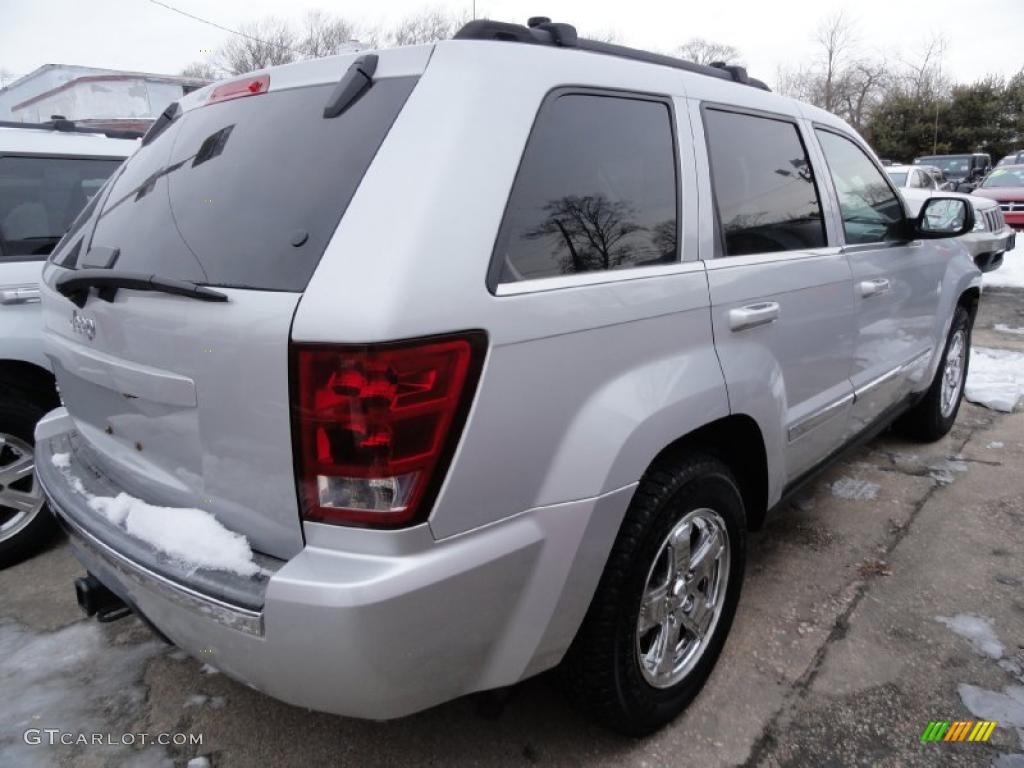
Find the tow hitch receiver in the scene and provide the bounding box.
[74,574,132,622]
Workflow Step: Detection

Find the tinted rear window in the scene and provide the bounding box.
[70,77,416,291]
[0,155,122,261]
[491,92,679,286]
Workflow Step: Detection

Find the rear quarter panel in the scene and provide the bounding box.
[292,42,732,539]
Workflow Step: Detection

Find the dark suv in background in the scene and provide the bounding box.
[914,153,992,192]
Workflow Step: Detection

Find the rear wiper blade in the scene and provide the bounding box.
[55,269,228,308]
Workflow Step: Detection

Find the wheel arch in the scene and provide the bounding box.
[0,360,59,410]
[646,414,770,531]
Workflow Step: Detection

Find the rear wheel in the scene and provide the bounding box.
[562,453,746,735]
[898,306,972,442]
[0,395,59,568]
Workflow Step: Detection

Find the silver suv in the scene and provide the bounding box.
[0,120,134,566]
[33,19,981,735]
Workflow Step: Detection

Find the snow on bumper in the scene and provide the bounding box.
[35,408,634,719]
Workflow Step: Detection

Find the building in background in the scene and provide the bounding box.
[0,64,209,131]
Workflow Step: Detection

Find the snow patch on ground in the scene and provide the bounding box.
[989,441,1005,449]
[830,477,880,501]
[0,621,167,768]
[958,683,1024,748]
[49,452,70,469]
[966,347,1024,413]
[995,324,1024,336]
[86,493,258,577]
[985,242,1024,289]
[199,663,219,675]
[928,458,970,485]
[936,614,1005,659]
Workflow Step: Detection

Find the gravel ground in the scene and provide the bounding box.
[1,290,1023,768]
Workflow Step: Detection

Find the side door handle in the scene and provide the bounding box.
[858,278,891,298]
[0,285,41,305]
[729,301,780,332]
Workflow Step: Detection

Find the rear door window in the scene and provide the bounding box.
[703,108,826,257]
[77,77,417,292]
[815,130,905,246]
[0,155,122,260]
[491,92,679,287]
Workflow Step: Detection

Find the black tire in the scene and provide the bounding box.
[0,392,59,568]
[561,452,746,736]
[897,305,972,442]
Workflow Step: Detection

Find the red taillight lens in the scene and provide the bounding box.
[291,333,486,527]
[207,75,270,105]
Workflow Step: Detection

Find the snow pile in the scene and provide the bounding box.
[995,324,1024,336]
[936,614,1005,659]
[830,477,880,500]
[49,453,258,577]
[985,241,1024,290]
[86,493,259,577]
[965,347,1024,412]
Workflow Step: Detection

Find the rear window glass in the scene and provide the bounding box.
[886,171,908,186]
[0,155,122,261]
[76,77,417,292]
[492,92,679,286]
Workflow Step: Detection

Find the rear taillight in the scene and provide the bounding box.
[291,333,486,528]
[207,75,270,105]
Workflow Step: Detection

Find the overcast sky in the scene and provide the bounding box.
[1,0,1022,88]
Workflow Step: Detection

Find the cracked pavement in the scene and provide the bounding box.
[1,290,1023,768]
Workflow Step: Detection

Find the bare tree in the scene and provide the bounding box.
[218,18,297,75]
[897,34,949,100]
[582,29,622,44]
[179,61,218,81]
[387,8,467,47]
[677,38,741,66]
[298,10,360,58]
[776,11,892,131]
[815,11,857,113]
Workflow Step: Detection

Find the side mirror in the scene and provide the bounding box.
[915,197,974,238]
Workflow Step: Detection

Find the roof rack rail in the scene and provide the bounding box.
[0,118,146,140]
[453,18,771,92]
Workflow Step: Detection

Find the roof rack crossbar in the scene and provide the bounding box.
[453,19,770,92]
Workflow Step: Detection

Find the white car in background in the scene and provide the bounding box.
[0,119,136,566]
[886,164,1015,273]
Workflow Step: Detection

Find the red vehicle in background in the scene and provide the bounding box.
[973,165,1024,230]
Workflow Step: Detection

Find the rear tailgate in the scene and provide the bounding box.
[39,50,426,559]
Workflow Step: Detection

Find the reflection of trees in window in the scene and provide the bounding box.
[774,157,814,184]
[650,219,677,262]
[524,194,652,274]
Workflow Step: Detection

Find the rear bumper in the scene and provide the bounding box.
[35,407,633,719]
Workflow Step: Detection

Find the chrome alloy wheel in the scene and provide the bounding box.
[940,329,967,419]
[0,434,45,544]
[636,508,730,688]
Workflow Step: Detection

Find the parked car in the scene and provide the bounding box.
[996,151,1024,167]
[921,165,955,191]
[913,153,992,191]
[972,165,1024,230]
[33,18,980,735]
[886,165,1015,272]
[0,119,136,567]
